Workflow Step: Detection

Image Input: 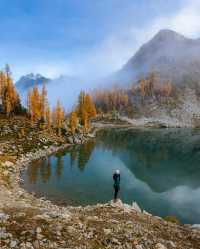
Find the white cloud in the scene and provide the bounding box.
[13,0,200,82]
[146,0,200,38]
[13,61,73,82]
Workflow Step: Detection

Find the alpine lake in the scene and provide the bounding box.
[21,128,200,224]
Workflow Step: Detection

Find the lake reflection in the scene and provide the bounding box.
[22,128,200,224]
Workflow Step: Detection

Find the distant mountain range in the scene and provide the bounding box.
[15,73,51,90]
[117,29,200,84]
[15,73,91,108]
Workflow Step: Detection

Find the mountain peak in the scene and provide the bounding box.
[119,29,200,85]
[156,29,181,36]
[22,73,44,80]
[15,73,51,89]
[152,29,187,43]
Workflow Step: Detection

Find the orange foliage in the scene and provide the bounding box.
[82,109,89,132]
[76,91,96,129]
[27,86,41,122]
[53,101,65,136]
[85,94,96,118]
[45,103,51,130]
[27,83,48,123]
[40,83,47,118]
[92,86,129,113]
[0,65,20,116]
[69,111,78,134]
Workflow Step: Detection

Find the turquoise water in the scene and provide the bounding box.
[22,128,200,224]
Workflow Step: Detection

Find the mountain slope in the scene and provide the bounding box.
[118,29,200,84]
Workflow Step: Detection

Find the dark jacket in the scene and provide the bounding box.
[113,173,120,189]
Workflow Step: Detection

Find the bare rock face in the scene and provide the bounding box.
[118,29,200,85]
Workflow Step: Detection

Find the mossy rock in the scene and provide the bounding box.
[164,215,180,224]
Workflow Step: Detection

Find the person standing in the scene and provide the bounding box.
[113,170,120,201]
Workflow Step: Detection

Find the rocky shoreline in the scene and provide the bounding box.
[1,124,200,248]
[93,115,197,129]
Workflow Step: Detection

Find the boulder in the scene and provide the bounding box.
[3,161,14,167]
[0,212,9,221]
[104,228,112,235]
[155,243,167,249]
[143,210,152,216]
[135,245,144,249]
[110,199,123,207]
[87,133,95,138]
[132,202,141,213]
[10,240,18,248]
[74,136,82,144]
[67,136,74,144]
[36,227,42,234]
[192,224,200,230]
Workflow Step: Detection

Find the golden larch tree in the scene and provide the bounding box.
[77,91,85,113]
[0,71,6,104]
[84,94,97,118]
[27,90,32,117]
[45,103,51,130]
[82,109,89,132]
[3,73,19,116]
[69,111,78,135]
[53,101,65,136]
[40,82,47,120]
[31,86,41,122]
[76,91,86,123]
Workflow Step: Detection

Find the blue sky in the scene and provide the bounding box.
[0,0,199,81]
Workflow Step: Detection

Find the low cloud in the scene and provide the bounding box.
[15,0,200,109]
[12,0,200,81]
[73,0,200,79]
